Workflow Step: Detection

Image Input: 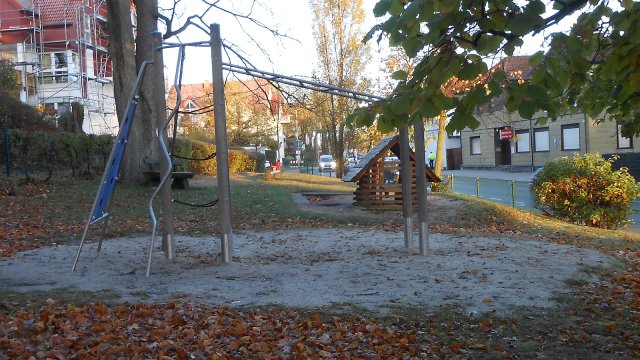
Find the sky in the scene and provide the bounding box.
[157,0,581,90]
[160,0,381,86]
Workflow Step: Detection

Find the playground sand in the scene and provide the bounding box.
[0,229,617,313]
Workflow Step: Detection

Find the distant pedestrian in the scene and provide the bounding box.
[428,152,435,168]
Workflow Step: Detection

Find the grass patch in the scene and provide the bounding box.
[579,262,626,278]
[446,192,640,251]
[0,287,120,314]
[3,171,640,357]
[3,172,639,253]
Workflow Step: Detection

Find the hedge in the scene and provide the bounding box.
[173,138,258,175]
[1,129,112,179]
[0,130,263,179]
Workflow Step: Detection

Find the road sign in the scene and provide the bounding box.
[500,128,513,140]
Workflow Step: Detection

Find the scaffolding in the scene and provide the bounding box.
[0,1,43,105]
[0,0,116,134]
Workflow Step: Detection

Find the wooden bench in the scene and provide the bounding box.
[143,158,195,189]
[143,170,195,189]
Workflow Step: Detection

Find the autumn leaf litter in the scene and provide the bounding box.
[0,228,617,313]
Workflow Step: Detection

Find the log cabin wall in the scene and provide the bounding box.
[354,157,421,211]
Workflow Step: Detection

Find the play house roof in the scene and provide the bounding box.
[342,134,441,183]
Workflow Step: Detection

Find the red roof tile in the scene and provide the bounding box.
[446,55,532,95]
[495,55,531,80]
[30,0,83,24]
[8,0,35,11]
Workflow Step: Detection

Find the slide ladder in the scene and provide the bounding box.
[72,61,152,271]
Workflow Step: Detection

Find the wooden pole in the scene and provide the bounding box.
[414,119,429,255]
[400,127,413,250]
[210,24,233,263]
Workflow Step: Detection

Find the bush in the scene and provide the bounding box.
[58,102,85,134]
[173,138,258,175]
[0,89,54,131]
[252,152,267,172]
[531,154,640,229]
[1,131,260,180]
[2,129,113,179]
[8,129,54,181]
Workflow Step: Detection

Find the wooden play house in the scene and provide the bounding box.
[342,135,441,210]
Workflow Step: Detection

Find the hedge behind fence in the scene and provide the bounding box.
[0,130,261,179]
[1,129,112,179]
[173,138,257,175]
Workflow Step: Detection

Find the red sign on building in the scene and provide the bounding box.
[500,128,514,140]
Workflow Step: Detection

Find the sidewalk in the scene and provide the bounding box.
[441,168,538,182]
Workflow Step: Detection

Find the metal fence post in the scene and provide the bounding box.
[450,175,455,193]
[511,180,516,207]
[475,177,480,198]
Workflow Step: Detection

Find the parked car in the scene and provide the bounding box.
[318,155,336,172]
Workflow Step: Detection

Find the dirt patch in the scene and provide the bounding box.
[0,229,618,313]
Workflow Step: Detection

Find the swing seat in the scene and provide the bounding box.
[144,170,194,189]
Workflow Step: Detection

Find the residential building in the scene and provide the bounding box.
[166,78,286,158]
[457,56,639,177]
[425,120,462,170]
[0,0,116,134]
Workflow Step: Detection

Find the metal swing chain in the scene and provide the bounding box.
[169,45,219,208]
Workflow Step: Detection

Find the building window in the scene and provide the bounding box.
[184,101,198,113]
[54,53,67,68]
[617,123,633,149]
[39,52,69,84]
[515,129,530,153]
[448,130,461,138]
[57,102,71,115]
[561,123,580,150]
[534,127,549,152]
[470,136,481,155]
[84,15,92,43]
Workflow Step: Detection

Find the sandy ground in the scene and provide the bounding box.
[0,227,617,314]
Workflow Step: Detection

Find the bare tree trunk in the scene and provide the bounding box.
[117,0,163,184]
[336,120,345,178]
[106,0,136,127]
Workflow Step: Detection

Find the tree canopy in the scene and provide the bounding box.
[349,0,640,136]
[311,0,370,178]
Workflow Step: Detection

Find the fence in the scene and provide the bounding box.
[297,161,338,178]
[441,174,535,209]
